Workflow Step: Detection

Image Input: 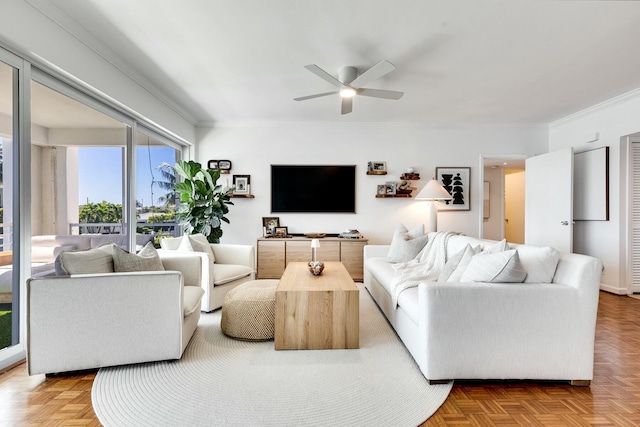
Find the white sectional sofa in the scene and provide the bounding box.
[364,232,603,385]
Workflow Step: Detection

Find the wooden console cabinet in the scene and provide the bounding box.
[257,237,368,281]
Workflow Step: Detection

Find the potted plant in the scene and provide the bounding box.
[174,160,234,243]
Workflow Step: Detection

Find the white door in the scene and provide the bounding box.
[525,148,574,253]
[630,142,640,293]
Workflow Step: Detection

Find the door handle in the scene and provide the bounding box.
[560,221,569,226]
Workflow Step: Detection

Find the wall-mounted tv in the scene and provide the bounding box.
[271,165,356,213]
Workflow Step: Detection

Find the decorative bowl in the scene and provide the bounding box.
[305,233,326,238]
[308,261,325,276]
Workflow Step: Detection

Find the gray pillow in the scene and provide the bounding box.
[438,244,480,282]
[55,243,115,275]
[387,224,428,263]
[113,242,165,272]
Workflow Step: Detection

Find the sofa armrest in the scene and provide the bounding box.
[210,244,255,269]
[364,245,390,259]
[27,271,185,375]
[158,251,205,287]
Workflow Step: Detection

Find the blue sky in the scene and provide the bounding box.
[78,146,176,207]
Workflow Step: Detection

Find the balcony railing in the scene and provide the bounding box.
[69,222,179,237]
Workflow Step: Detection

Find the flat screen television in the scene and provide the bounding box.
[271,165,356,213]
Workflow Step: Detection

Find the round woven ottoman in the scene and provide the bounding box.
[221,279,279,341]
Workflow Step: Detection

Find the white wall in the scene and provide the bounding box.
[197,124,547,245]
[549,89,640,294]
[1,0,195,144]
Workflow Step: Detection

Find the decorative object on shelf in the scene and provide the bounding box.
[274,226,289,237]
[376,185,386,196]
[396,180,412,194]
[415,179,453,232]
[207,160,219,169]
[308,239,324,276]
[366,161,387,175]
[262,217,280,236]
[218,160,232,174]
[232,174,251,195]
[339,229,363,239]
[400,168,420,180]
[385,181,397,195]
[435,167,470,211]
[174,160,234,243]
[305,233,326,238]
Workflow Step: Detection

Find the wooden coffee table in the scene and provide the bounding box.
[275,261,359,350]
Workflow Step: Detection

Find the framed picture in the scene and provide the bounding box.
[377,184,386,195]
[436,167,470,211]
[372,161,387,172]
[262,217,280,235]
[218,160,232,173]
[274,226,288,236]
[385,181,397,195]
[207,160,219,170]
[233,175,251,195]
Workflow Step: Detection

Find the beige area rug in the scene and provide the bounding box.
[92,287,452,426]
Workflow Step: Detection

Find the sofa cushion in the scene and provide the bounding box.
[32,245,75,264]
[481,239,509,254]
[387,224,428,263]
[396,286,420,325]
[511,245,560,283]
[183,286,205,316]
[365,257,397,296]
[55,244,115,275]
[213,264,254,286]
[113,242,165,272]
[438,244,480,282]
[460,249,527,283]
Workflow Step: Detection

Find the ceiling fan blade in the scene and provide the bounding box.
[293,91,339,101]
[350,60,396,88]
[341,97,353,115]
[357,88,404,100]
[304,64,345,88]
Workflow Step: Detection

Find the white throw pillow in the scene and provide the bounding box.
[481,239,509,254]
[55,243,115,275]
[460,249,527,283]
[386,224,428,263]
[113,242,165,272]
[188,234,216,263]
[514,245,560,283]
[438,244,480,282]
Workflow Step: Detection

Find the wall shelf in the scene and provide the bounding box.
[231,194,255,198]
[366,170,387,175]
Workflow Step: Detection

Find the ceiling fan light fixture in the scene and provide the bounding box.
[339,87,357,98]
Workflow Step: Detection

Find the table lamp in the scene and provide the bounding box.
[308,239,324,275]
[415,179,452,232]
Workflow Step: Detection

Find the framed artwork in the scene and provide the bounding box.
[436,167,470,211]
[274,226,288,236]
[385,181,397,195]
[371,161,387,172]
[262,217,280,235]
[377,185,386,195]
[207,160,219,170]
[233,175,251,195]
[218,160,232,174]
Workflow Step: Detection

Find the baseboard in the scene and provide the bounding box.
[599,283,627,295]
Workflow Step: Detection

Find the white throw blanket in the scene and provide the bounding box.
[390,231,458,307]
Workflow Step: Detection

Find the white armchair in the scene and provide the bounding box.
[159,235,256,312]
[27,252,205,375]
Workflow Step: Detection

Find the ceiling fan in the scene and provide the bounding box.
[294,60,404,115]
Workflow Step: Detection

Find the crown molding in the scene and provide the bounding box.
[197,120,548,130]
[25,0,199,126]
[550,87,640,128]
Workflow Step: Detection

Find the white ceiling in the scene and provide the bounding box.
[29,0,640,126]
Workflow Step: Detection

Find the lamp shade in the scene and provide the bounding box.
[415,179,452,201]
[310,239,321,248]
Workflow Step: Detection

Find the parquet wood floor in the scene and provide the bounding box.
[0,291,639,426]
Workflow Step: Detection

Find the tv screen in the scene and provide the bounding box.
[271,165,356,213]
